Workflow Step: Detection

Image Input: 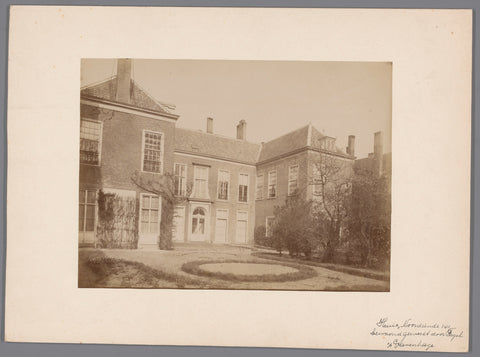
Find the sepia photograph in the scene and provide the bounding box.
[5,6,472,351]
[79,59,392,291]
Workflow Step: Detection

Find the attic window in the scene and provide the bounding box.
[320,137,335,151]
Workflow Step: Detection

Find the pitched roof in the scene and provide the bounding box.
[81,77,173,114]
[174,128,262,165]
[257,124,352,163]
[257,124,311,163]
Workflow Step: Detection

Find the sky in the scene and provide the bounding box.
[81,59,392,158]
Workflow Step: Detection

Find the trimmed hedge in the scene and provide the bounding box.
[252,252,389,282]
[181,259,317,282]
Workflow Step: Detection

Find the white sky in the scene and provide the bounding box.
[81,59,392,158]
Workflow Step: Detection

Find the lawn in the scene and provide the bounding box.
[78,245,390,291]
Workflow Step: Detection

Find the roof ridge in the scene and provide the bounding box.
[176,126,261,145]
[80,76,116,91]
[263,123,310,145]
[130,79,175,113]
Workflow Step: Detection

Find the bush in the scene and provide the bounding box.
[272,193,319,258]
[254,225,275,247]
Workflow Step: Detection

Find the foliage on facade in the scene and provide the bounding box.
[96,190,138,249]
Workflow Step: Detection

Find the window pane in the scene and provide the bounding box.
[79,204,85,231]
[141,222,149,233]
[143,132,162,173]
[85,205,95,219]
[150,209,158,222]
[192,217,198,233]
[151,196,159,209]
[141,208,150,222]
[85,218,95,231]
[79,190,85,203]
[142,196,150,208]
[80,120,101,165]
[87,190,96,204]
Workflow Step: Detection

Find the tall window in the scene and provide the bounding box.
[79,189,96,232]
[238,173,249,202]
[268,170,277,198]
[217,170,230,200]
[265,216,275,237]
[288,165,299,195]
[313,164,322,197]
[140,194,160,234]
[256,173,264,200]
[80,119,102,165]
[142,131,163,173]
[194,166,209,198]
[192,207,206,234]
[174,163,187,196]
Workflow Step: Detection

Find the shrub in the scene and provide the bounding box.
[272,192,319,258]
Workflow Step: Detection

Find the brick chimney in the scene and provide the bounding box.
[206,117,214,134]
[373,131,384,176]
[236,120,246,140]
[116,59,132,104]
[346,135,355,156]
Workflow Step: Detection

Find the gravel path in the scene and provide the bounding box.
[91,245,389,291]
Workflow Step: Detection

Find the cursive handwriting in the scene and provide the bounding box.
[371,317,464,351]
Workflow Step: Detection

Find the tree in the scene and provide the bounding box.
[310,154,353,262]
[347,167,391,269]
[131,170,191,250]
[272,190,318,258]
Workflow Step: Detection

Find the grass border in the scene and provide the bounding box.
[83,255,204,288]
[252,252,390,282]
[181,259,317,282]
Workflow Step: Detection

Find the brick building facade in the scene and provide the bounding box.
[79,59,382,249]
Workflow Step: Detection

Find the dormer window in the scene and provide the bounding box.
[319,137,335,151]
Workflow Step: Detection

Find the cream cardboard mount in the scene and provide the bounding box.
[5,6,472,352]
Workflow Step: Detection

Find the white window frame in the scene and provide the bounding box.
[238,173,249,203]
[139,193,161,235]
[141,129,164,174]
[193,165,210,198]
[256,173,264,200]
[288,164,299,196]
[217,169,230,201]
[79,189,97,232]
[80,118,103,166]
[174,163,187,196]
[265,216,275,237]
[268,170,277,199]
[236,210,249,243]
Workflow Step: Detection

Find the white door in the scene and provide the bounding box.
[79,189,96,245]
[190,206,208,241]
[235,211,248,244]
[215,209,228,243]
[139,194,161,246]
[173,206,185,242]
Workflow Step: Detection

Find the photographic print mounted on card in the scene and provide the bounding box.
[6,6,471,352]
[78,59,392,291]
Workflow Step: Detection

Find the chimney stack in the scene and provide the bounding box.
[236,120,247,140]
[346,135,355,156]
[116,59,132,104]
[373,131,384,176]
[206,117,214,134]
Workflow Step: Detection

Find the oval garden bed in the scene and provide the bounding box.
[181,259,317,282]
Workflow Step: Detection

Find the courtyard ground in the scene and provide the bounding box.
[78,243,389,291]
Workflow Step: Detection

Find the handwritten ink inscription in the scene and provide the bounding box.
[371,317,464,351]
